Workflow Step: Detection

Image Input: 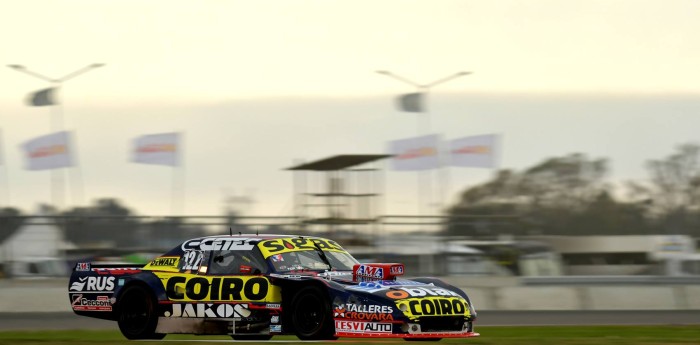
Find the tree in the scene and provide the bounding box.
[61,198,141,248]
[445,153,651,236]
[646,144,700,213]
[643,143,700,235]
[519,153,608,210]
[0,207,25,244]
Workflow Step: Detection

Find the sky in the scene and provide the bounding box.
[1,1,700,216]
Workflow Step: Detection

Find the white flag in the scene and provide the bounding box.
[389,134,441,171]
[132,132,180,167]
[449,134,499,168]
[22,131,73,170]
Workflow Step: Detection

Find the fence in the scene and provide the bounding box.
[0,213,521,276]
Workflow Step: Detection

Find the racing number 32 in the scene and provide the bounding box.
[181,251,203,271]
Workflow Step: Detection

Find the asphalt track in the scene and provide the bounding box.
[1,311,699,331]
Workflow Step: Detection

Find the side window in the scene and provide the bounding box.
[209,250,267,275]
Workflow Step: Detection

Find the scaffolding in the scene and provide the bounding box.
[287,155,391,236]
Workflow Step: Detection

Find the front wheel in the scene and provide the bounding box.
[290,286,337,340]
[117,285,165,340]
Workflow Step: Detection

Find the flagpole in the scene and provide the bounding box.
[54,85,86,208]
[171,165,178,216]
[377,70,471,216]
[68,131,85,207]
[7,63,104,211]
[49,85,65,210]
[0,130,10,207]
[170,132,185,216]
[419,87,431,216]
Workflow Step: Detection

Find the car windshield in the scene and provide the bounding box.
[268,250,358,273]
[325,250,359,270]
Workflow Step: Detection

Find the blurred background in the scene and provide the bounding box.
[2,0,700,317]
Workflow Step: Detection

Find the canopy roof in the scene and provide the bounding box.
[286,154,391,171]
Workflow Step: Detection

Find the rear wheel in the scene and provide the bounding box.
[117,285,165,340]
[290,286,336,340]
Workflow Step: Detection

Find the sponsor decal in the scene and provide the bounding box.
[270,325,282,332]
[318,271,352,278]
[70,277,115,292]
[396,297,470,317]
[269,273,303,279]
[137,143,176,153]
[160,274,279,302]
[258,238,346,258]
[355,265,384,280]
[385,286,460,299]
[150,257,179,267]
[164,303,251,318]
[378,280,424,286]
[345,285,385,293]
[334,304,394,321]
[266,303,281,309]
[70,277,87,291]
[71,294,113,312]
[271,315,279,324]
[29,144,67,158]
[390,266,404,275]
[93,268,141,275]
[334,321,392,333]
[76,263,90,271]
[343,304,393,314]
[396,147,437,160]
[182,238,256,251]
[453,145,490,154]
[346,280,427,293]
[386,290,410,299]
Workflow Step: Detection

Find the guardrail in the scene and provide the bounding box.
[521,275,700,285]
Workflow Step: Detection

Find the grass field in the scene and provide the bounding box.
[0,326,699,345]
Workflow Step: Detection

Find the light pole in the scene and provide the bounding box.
[377,70,471,216]
[8,64,104,131]
[376,70,470,133]
[7,63,104,210]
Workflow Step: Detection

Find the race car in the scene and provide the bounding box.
[68,234,479,340]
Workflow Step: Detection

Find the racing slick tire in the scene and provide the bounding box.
[290,286,337,340]
[231,335,274,340]
[117,285,165,340]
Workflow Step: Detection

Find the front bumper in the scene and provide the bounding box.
[335,330,480,338]
[333,320,479,339]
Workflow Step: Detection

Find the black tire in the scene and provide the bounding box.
[231,335,274,341]
[290,286,337,340]
[404,338,442,341]
[117,285,165,340]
